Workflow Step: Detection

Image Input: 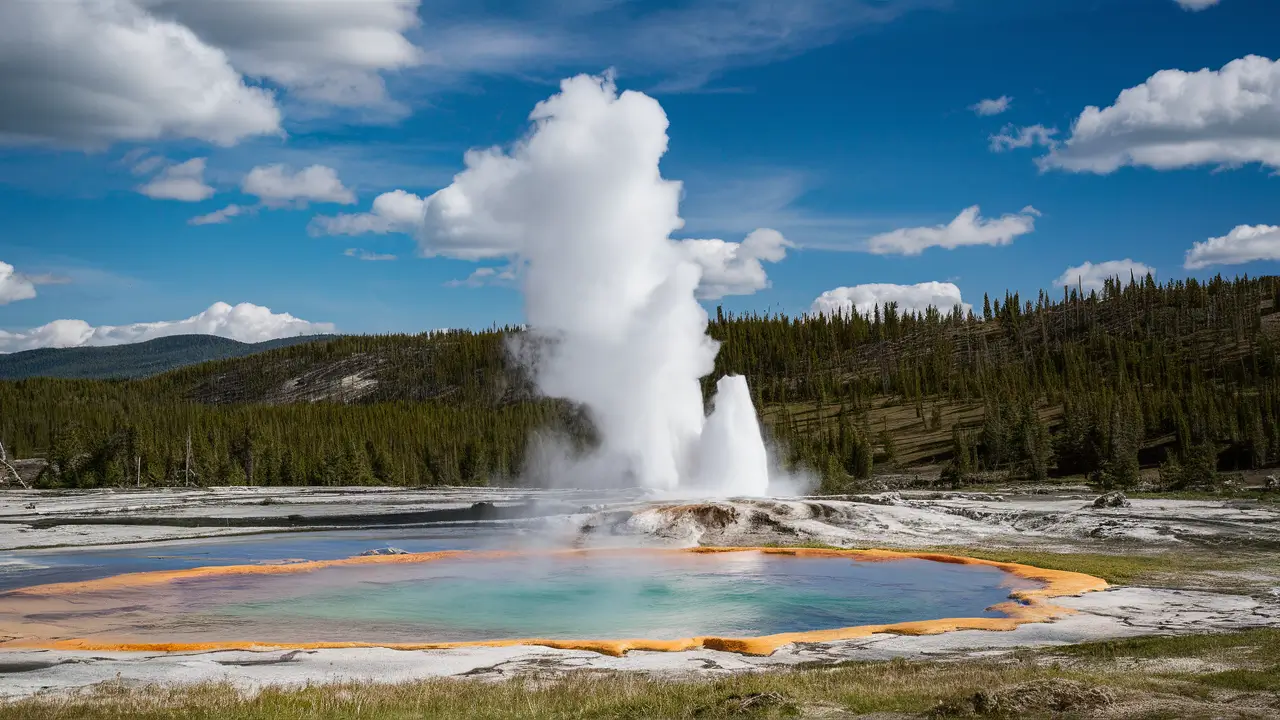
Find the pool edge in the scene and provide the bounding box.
[0,546,1110,657]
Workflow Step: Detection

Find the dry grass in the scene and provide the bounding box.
[5,630,1280,719]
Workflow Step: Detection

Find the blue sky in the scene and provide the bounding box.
[1,0,1278,349]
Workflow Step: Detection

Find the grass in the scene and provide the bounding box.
[758,542,1256,586]
[6,631,1280,719]
[1057,629,1280,665]
[1129,490,1280,504]
[918,546,1254,585]
[0,663,1054,719]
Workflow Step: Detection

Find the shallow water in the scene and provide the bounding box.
[3,549,1037,644]
[0,526,510,592]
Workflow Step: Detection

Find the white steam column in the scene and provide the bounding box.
[417,73,783,497]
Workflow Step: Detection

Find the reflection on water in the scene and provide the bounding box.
[2,550,1039,644]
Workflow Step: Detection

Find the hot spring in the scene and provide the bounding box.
[0,544,1105,656]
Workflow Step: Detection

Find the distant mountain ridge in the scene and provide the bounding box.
[0,334,336,380]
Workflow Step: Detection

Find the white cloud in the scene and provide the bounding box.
[0,301,334,353]
[1055,259,1156,293]
[810,282,971,318]
[0,261,36,305]
[445,265,518,288]
[0,0,281,148]
[145,0,424,109]
[310,189,425,236]
[971,96,1012,116]
[990,124,1058,152]
[189,204,252,226]
[137,157,214,201]
[1184,224,1280,269]
[243,164,356,207]
[1175,0,1221,10]
[1042,55,1280,173]
[343,248,397,261]
[678,228,791,299]
[0,1,430,148]
[416,146,536,260]
[130,154,168,176]
[866,206,1039,256]
[0,261,67,305]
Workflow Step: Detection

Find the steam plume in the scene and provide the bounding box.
[420,73,777,496]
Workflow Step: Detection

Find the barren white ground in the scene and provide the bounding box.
[1,487,1278,698]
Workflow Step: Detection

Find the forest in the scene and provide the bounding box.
[2,273,1278,492]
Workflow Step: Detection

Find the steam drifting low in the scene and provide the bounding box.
[419,73,780,496]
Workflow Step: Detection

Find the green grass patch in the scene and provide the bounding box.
[1058,629,1280,665]
[919,547,1248,585]
[1195,666,1280,692]
[1128,490,1280,504]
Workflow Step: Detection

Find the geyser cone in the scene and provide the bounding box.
[694,375,770,496]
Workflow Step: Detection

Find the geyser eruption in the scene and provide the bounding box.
[419,73,781,496]
[694,376,771,496]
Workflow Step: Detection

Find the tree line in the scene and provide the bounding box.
[2,274,1278,490]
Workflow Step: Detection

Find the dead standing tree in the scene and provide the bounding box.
[0,440,31,489]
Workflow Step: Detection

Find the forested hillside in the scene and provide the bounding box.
[3,274,1278,492]
[0,334,334,380]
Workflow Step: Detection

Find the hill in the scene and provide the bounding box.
[0,334,336,380]
[3,274,1279,491]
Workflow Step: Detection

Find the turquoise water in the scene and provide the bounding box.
[35,551,1035,644]
[4,531,1040,645]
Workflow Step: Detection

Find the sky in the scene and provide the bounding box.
[1,0,1278,350]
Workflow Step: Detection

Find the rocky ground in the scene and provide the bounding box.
[1,484,1278,705]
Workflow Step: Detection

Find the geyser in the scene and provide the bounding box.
[418,73,779,496]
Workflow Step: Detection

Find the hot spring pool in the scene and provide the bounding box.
[0,547,1101,654]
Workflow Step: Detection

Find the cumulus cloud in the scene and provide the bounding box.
[0,0,281,148]
[242,164,356,207]
[0,261,37,305]
[1042,55,1280,173]
[678,228,791,299]
[0,1,428,148]
[137,157,214,201]
[866,206,1039,256]
[343,248,397,261]
[1055,259,1156,293]
[810,282,971,318]
[310,189,425,236]
[990,124,1058,152]
[0,261,68,305]
[145,0,423,109]
[0,301,334,353]
[1184,224,1280,269]
[971,96,1012,116]
[1175,0,1221,10]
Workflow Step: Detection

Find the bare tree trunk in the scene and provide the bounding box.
[0,440,31,489]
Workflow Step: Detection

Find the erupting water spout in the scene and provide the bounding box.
[418,72,783,496]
